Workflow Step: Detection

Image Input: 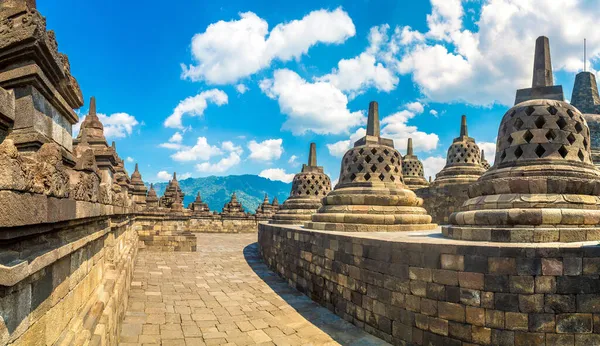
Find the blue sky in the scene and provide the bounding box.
[41,0,599,183]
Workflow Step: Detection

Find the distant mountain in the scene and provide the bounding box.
[146,175,292,213]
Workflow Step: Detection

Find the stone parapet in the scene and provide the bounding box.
[0,214,137,346]
[259,223,600,345]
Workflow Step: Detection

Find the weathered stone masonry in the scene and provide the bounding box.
[259,223,600,346]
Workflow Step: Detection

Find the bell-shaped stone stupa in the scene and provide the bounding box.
[189,192,210,215]
[444,36,600,242]
[306,101,435,232]
[480,150,491,170]
[401,138,429,190]
[571,69,600,166]
[271,143,332,224]
[432,115,486,186]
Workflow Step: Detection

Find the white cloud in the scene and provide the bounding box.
[405,102,424,114]
[179,172,193,180]
[388,0,600,106]
[126,157,134,163]
[235,84,248,94]
[260,69,365,135]
[164,89,228,129]
[381,109,439,152]
[196,152,241,173]
[222,141,243,155]
[316,25,398,99]
[181,8,355,84]
[157,171,172,181]
[326,128,366,157]
[171,137,222,162]
[98,113,140,138]
[288,155,298,166]
[259,168,295,183]
[248,138,283,161]
[169,132,183,143]
[429,109,439,117]
[422,156,446,180]
[477,141,497,165]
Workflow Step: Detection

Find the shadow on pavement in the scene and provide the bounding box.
[243,242,389,346]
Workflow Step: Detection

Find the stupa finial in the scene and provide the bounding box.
[173,172,177,181]
[532,36,554,88]
[134,163,139,172]
[460,115,468,137]
[407,138,414,156]
[308,142,317,167]
[366,101,380,137]
[89,96,97,117]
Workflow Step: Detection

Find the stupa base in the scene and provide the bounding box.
[305,221,437,232]
[443,224,600,242]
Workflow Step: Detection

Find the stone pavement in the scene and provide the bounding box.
[119,233,388,345]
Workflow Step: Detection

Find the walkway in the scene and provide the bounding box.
[119,234,388,345]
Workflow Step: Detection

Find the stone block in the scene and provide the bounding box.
[471,325,491,345]
[409,267,432,282]
[438,302,465,323]
[542,258,563,275]
[485,275,509,292]
[563,258,582,276]
[428,317,448,336]
[448,321,471,342]
[528,313,555,332]
[556,313,593,333]
[459,288,480,307]
[485,309,504,328]
[440,254,464,271]
[491,329,514,346]
[505,312,528,331]
[510,276,534,294]
[432,269,458,286]
[545,334,575,346]
[519,294,544,313]
[546,294,576,313]
[582,258,600,275]
[466,306,485,326]
[514,331,544,346]
[576,294,600,313]
[494,293,519,312]
[458,272,484,290]
[535,276,556,293]
[488,257,517,275]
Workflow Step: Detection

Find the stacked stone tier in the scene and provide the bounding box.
[272,169,331,224]
[445,99,600,242]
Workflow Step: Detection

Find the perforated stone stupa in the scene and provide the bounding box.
[480,149,491,169]
[271,143,331,224]
[444,36,600,242]
[571,70,600,166]
[432,115,486,187]
[401,138,429,190]
[306,102,435,232]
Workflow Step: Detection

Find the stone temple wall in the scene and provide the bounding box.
[416,183,471,225]
[259,223,600,345]
[1,215,138,346]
